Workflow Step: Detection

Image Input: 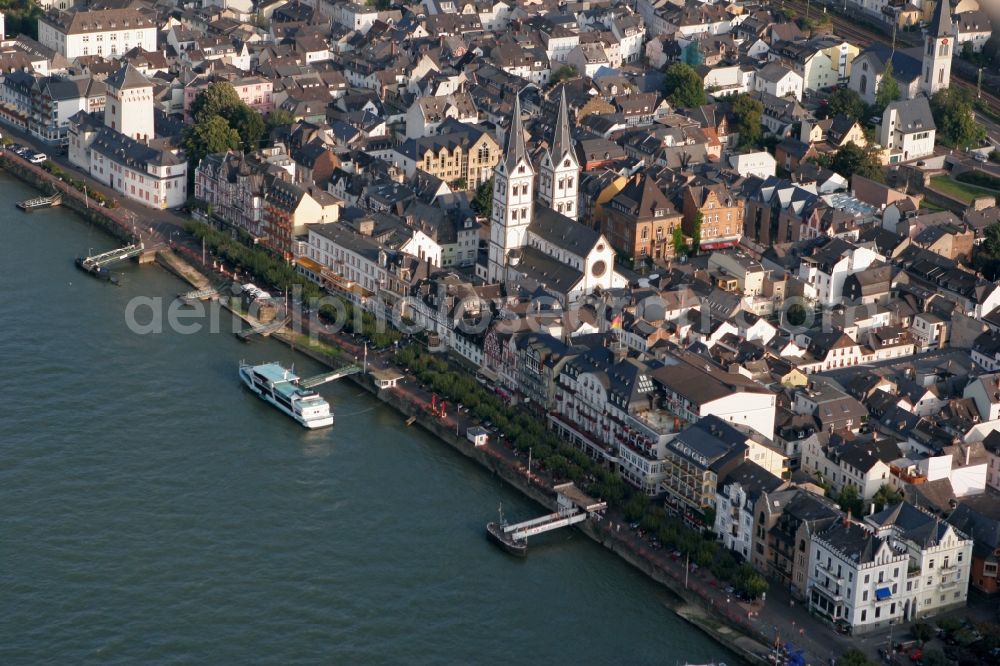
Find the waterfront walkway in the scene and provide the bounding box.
[1,126,190,247]
[1,151,162,246]
[66,193,907,666]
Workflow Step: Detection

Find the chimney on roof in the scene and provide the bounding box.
[845,508,852,526]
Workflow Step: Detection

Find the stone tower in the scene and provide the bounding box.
[922,0,954,96]
[538,88,580,221]
[487,95,535,284]
[105,63,154,142]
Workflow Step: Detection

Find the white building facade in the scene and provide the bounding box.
[38,9,157,59]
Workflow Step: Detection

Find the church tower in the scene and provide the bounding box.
[105,63,154,142]
[538,88,580,221]
[487,95,535,284]
[922,0,953,96]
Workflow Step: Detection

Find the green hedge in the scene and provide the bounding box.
[956,170,1000,191]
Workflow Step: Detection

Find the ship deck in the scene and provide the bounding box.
[249,363,315,400]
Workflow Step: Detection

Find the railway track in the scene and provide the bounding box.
[780,0,1000,111]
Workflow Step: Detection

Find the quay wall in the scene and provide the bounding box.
[7,158,770,664]
[0,153,137,244]
[275,334,769,665]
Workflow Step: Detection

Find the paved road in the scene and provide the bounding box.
[3,124,190,244]
[172,241,1000,666]
[30,118,983,666]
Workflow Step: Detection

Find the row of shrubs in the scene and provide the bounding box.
[318,301,401,350]
[39,161,115,207]
[185,219,324,301]
[956,170,1000,191]
[183,216,771,602]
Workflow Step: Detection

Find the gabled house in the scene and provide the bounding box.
[945,494,1000,594]
[879,97,936,165]
[715,460,788,560]
[752,62,803,102]
[602,171,684,263]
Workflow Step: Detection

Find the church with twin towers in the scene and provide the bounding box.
[480,89,626,303]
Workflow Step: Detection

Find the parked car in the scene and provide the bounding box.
[28,152,47,164]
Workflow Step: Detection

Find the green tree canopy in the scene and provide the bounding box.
[911,622,934,643]
[734,564,768,600]
[472,176,493,217]
[931,88,987,149]
[183,116,240,170]
[823,87,867,121]
[191,82,244,123]
[2,0,43,40]
[837,648,875,666]
[873,59,902,115]
[664,63,707,109]
[672,227,687,257]
[786,303,808,327]
[730,93,764,150]
[550,65,578,84]
[918,648,948,666]
[872,484,903,512]
[266,108,296,134]
[974,222,1000,279]
[230,104,266,152]
[836,484,864,516]
[689,211,703,255]
[819,142,884,182]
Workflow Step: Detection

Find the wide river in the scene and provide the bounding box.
[0,172,729,665]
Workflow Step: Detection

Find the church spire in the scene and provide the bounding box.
[552,87,573,161]
[929,0,953,38]
[503,94,528,171]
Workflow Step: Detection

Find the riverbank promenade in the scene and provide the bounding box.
[160,240,894,666]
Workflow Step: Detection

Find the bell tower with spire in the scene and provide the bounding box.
[488,95,535,284]
[538,88,580,221]
[922,0,953,96]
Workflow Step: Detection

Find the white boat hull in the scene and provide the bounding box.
[239,366,334,429]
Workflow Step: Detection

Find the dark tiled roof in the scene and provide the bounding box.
[106,63,152,91]
[44,8,155,35]
[722,460,785,499]
[817,521,885,565]
[868,501,956,548]
[89,125,184,171]
[946,494,1000,558]
[511,244,583,296]
[529,203,603,258]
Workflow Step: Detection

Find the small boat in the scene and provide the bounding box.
[486,503,527,556]
[75,257,120,285]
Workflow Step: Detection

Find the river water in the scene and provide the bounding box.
[0,172,728,665]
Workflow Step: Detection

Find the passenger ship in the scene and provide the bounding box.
[239,362,334,429]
